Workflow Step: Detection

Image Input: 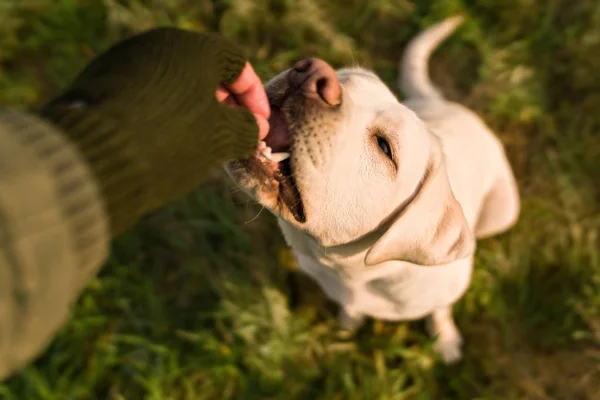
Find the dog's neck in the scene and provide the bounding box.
[277,218,369,271]
[276,171,427,271]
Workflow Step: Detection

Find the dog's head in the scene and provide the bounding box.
[226,58,474,266]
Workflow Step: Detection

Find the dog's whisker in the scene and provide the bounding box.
[244,204,265,224]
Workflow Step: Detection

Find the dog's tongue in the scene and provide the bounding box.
[265,107,292,153]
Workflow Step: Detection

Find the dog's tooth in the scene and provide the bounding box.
[264,146,272,158]
[270,152,290,162]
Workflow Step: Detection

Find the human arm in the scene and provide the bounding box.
[0,27,269,380]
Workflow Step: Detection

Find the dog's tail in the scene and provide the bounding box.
[399,15,464,100]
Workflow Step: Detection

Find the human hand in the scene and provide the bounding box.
[216,62,270,141]
[40,28,275,235]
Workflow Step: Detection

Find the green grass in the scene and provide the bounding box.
[1,0,600,398]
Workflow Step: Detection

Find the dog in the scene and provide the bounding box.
[226,16,520,364]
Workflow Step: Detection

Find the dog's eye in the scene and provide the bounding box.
[376,136,393,160]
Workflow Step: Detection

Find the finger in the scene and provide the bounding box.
[223,96,239,107]
[225,63,271,120]
[255,114,269,141]
[216,86,242,107]
[215,87,229,103]
[217,93,269,141]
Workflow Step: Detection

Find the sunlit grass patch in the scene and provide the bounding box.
[0,0,599,398]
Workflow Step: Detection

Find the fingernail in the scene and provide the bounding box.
[257,116,269,141]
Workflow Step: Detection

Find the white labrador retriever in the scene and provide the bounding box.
[226,16,520,364]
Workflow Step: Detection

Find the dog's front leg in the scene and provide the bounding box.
[338,307,365,332]
[426,306,463,364]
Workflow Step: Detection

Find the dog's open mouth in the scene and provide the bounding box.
[254,105,306,223]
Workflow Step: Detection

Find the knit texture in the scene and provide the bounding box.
[39,28,259,236]
[0,110,108,380]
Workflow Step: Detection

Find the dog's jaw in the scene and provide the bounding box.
[226,72,308,224]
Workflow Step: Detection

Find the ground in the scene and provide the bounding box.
[0,0,599,399]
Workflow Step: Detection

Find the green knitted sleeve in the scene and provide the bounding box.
[39,28,260,236]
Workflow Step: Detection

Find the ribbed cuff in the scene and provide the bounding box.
[215,105,260,160]
[39,104,151,237]
[0,109,109,379]
[213,36,262,158]
[214,37,248,85]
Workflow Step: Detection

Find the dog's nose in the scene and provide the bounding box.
[287,58,342,106]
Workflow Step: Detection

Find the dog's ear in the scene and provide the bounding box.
[365,142,475,266]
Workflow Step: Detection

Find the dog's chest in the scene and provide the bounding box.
[294,252,473,321]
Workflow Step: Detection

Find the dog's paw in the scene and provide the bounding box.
[433,330,463,364]
[427,307,464,364]
[338,309,365,332]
